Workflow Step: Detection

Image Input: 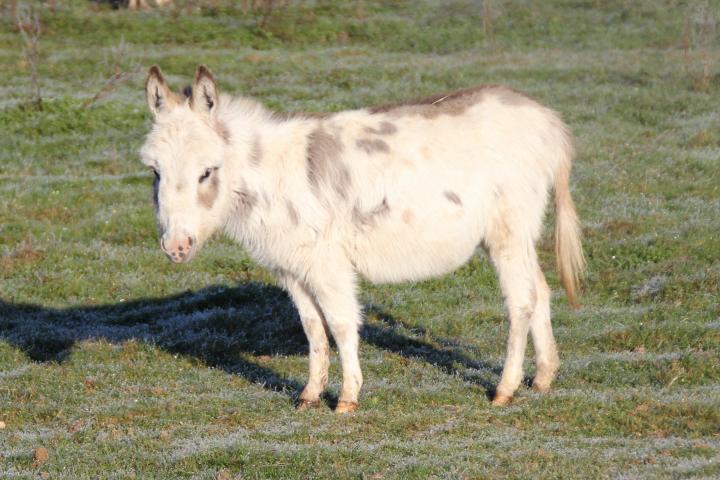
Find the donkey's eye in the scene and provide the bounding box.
[199,168,214,183]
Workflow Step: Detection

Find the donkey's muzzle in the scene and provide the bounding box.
[161,234,196,263]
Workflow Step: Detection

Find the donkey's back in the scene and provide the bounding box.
[334,86,576,288]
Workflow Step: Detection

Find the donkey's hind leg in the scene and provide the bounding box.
[529,268,560,393]
[486,228,540,405]
[282,275,330,409]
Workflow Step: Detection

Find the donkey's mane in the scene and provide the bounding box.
[214,92,273,126]
[212,90,333,127]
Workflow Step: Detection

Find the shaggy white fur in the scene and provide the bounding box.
[140,65,585,410]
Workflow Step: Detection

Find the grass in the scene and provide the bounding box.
[1,0,719,478]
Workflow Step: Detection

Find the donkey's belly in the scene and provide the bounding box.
[350,207,483,284]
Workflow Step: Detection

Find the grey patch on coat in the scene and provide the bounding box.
[198,175,220,209]
[152,174,159,212]
[306,126,350,200]
[286,200,299,226]
[352,197,390,229]
[356,138,390,154]
[232,185,258,217]
[275,111,333,121]
[363,121,397,136]
[249,135,263,166]
[443,190,462,206]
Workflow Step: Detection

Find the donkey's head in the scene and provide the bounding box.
[140,65,231,263]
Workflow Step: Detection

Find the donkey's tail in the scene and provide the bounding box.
[554,144,585,308]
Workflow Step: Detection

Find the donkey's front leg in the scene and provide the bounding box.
[282,275,330,409]
[307,263,363,413]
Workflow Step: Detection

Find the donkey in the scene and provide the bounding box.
[140,65,584,413]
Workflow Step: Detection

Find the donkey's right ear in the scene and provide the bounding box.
[145,66,177,117]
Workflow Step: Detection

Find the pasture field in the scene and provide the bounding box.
[1,1,719,478]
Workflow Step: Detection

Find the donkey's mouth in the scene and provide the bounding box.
[164,249,196,264]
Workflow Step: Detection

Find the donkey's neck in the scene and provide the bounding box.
[225,114,319,191]
[218,96,323,235]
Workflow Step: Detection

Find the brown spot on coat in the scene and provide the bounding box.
[402,209,414,224]
[368,85,485,118]
[198,175,220,209]
[306,126,350,200]
[444,190,462,206]
[368,84,536,119]
[214,121,231,144]
[356,138,389,154]
[484,211,513,256]
[363,121,397,136]
[352,197,390,229]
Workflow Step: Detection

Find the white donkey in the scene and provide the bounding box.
[140,65,584,412]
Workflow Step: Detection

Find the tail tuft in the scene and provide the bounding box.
[554,153,585,308]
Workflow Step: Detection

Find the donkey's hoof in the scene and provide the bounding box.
[491,394,513,406]
[296,399,322,411]
[532,382,552,394]
[335,401,359,414]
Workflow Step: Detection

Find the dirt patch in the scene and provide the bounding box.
[33,446,49,467]
[0,237,43,270]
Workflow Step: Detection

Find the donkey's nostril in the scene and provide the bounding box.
[161,235,195,262]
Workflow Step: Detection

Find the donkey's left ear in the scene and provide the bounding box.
[190,65,219,115]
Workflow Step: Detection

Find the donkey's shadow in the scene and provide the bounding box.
[0,283,504,403]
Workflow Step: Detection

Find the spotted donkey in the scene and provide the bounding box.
[140,65,585,412]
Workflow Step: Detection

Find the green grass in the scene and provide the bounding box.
[1,0,719,478]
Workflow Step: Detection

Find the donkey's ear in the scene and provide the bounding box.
[190,65,219,115]
[145,65,177,117]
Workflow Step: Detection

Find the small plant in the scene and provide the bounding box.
[682,2,717,91]
[15,3,42,109]
[82,66,142,109]
[83,38,141,108]
[244,0,294,29]
[482,0,496,50]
